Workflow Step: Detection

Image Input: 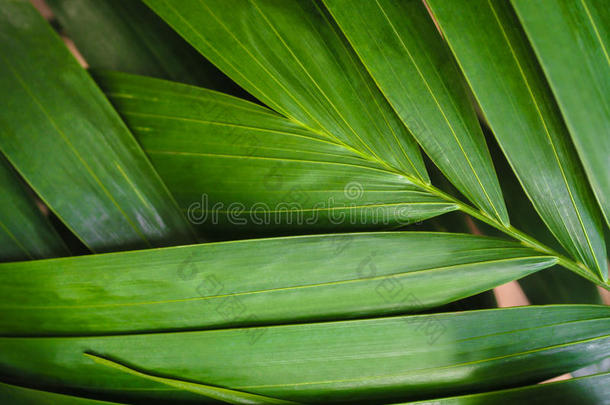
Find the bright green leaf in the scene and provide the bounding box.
[324,0,508,225]
[142,0,429,182]
[0,232,555,335]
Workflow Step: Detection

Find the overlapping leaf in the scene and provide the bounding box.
[0,381,122,405]
[0,232,555,335]
[97,72,455,235]
[481,133,602,304]
[0,0,195,252]
[47,0,246,97]
[324,0,508,225]
[512,0,610,226]
[395,372,610,405]
[0,155,68,261]
[142,0,428,182]
[0,306,607,403]
[427,0,607,281]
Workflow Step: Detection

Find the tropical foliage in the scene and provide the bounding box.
[0,0,608,403]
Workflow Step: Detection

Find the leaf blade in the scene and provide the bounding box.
[511,0,610,226]
[427,0,607,280]
[0,232,555,335]
[0,305,607,403]
[0,0,195,252]
[324,0,508,225]
[142,0,428,182]
[96,71,455,235]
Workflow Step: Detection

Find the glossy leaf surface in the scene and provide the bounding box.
[142,0,429,182]
[0,232,555,335]
[512,0,610,226]
[427,0,607,281]
[97,72,455,235]
[0,305,607,403]
[324,0,508,225]
[0,0,195,252]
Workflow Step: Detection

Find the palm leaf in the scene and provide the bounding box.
[138,0,605,286]
[511,0,610,226]
[0,154,68,261]
[426,0,607,281]
[97,71,456,235]
[46,0,246,97]
[0,1,607,403]
[324,0,508,225]
[0,232,555,335]
[0,0,195,252]
[0,305,607,403]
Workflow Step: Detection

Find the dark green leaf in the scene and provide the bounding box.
[97,71,455,235]
[0,154,68,261]
[0,305,607,403]
[46,0,247,97]
[427,0,607,281]
[511,0,610,226]
[0,0,196,252]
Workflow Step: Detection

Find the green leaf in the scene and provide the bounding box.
[96,71,455,234]
[394,372,610,405]
[142,0,429,182]
[0,232,554,335]
[0,154,68,261]
[324,0,508,225]
[0,306,607,403]
[520,268,603,305]
[0,381,123,405]
[84,353,298,405]
[0,0,196,253]
[427,0,607,281]
[483,133,602,304]
[46,0,247,96]
[511,0,610,226]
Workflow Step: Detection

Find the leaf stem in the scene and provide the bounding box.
[411,179,606,287]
